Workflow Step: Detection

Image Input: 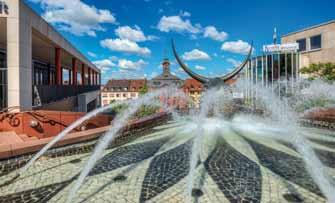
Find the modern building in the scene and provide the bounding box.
[244,20,335,96]
[183,78,203,108]
[244,52,300,91]
[282,20,335,69]
[101,79,146,106]
[149,58,183,89]
[0,0,101,112]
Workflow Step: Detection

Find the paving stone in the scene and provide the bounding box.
[204,138,262,203]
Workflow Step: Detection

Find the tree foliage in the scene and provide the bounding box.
[134,105,159,118]
[300,62,335,81]
[139,83,149,95]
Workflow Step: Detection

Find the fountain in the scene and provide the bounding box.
[172,40,335,202]
[0,41,335,203]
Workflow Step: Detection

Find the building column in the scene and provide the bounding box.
[55,48,62,85]
[88,68,91,85]
[7,0,32,110]
[72,58,77,85]
[81,63,85,85]
[94,71,96,85]
[91,70,94,85]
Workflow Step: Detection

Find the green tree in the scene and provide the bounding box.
[300,62,335,81]
[139,83,148,95]
[134,105,159,118]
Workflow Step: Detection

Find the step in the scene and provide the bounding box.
[0,131,24,145]
[18,133,38,141]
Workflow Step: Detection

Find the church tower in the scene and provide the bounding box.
[162,58,170,77]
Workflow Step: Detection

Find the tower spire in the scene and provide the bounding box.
[162,58,170,76]
[273,27,277,44]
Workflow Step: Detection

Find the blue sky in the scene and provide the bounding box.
[26,0,335,84]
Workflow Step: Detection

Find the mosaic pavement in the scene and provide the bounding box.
[0,121,335,203]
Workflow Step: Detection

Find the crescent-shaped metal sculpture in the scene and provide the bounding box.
[172,40,253,87]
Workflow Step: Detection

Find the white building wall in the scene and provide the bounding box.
[3,0,100,111]
[6,0,32,110]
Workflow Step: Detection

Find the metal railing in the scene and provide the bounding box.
[33,85,100,105]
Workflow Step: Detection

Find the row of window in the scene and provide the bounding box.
[297,34,322,52]
[102,92,137,98]
[104,87,142,91]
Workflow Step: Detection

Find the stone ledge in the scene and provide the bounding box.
[0,112,170,160]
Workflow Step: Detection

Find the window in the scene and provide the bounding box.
[102,94,108,98]
[131,93,136,97]
[310,35,322,50]
[116,94,120,97]
[110,93,114,97]
[123,93,127,97]
[296,38,306,52]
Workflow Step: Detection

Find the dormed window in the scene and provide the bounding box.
[310,34,322,50]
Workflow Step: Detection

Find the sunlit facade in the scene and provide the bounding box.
[0,0,101,112]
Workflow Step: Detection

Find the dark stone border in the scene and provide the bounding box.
[300,119,335,130]
[0,113,171,177]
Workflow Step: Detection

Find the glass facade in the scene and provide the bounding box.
[0,51,7,109]
[33,60,56,85]
[0,50,59,109]
[244,51,300,98]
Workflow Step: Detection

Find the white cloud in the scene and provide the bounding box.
[204,26,228,42]
[115,25,157,42]
[157,16,200,34]
[190,34,198,40]
[31,0,116,37]
[150,71,158,79]
[177,68,184,72]
[182,49,211,61]
[117,59,147,71]
[226,58,242,67]
[221,40,252,54]
[179,10,191,17]
[93,59,116,73]
[195,65,206,70]
[109,56,119,61]
[106,70,147,80]
[87,51,97,58]
[100,38,151,56]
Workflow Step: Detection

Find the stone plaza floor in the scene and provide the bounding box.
[0,121,335,203]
